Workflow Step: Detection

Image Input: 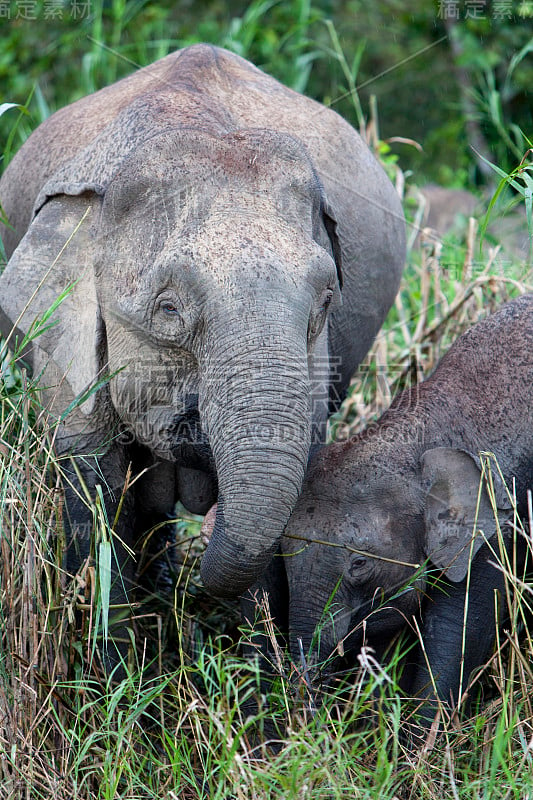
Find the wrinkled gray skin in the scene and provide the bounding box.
[281,295,533,727]
[0,45,404,625]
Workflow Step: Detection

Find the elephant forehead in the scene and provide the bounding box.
[102,126,319,220]
[99,172,327,302]
[187,209,324,274]
[287,469,420,556]
[209,129,319,188]
[106,166,319,244]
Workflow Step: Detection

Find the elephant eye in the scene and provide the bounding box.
[160,301,180,316]
[349,557,367,574]
[346,555,370,582]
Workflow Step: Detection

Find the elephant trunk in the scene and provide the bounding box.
[199,316,312,597]
[287,573,354,675]
[288,600,337,669]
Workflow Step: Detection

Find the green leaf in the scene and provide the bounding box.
[506,39,533,85]
[98,538,112,645]
[0,103,29,119]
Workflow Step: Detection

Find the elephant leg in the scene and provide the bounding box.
[61,439,136,672]
[131,451,179,598]
[410,549,509,739]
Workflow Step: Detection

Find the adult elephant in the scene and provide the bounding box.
[0,45,404,609]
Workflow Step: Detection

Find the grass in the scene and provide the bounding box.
[330,173,532,441]
[1,9,533,797]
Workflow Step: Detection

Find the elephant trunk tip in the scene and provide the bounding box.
[200,502,217,545]
[199,502,276,597]
[200,547,267,597]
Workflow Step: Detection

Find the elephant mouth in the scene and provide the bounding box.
[126,407,215,471]
[293,603,408,681]
[170,413,215,473]
[315,603,414,673]
[171,438,214,471]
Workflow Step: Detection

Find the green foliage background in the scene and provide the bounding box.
[1,0,532,185]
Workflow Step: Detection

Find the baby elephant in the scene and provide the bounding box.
[282,294,533,728]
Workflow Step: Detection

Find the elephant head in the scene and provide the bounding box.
[0,125,343,596]
[282,440,512,674]
[0,45,407,604]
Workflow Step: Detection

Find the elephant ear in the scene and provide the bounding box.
[0,194,102,416]
[320,198,343,289]
[421,447,512,583]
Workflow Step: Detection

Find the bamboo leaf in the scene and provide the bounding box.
[98,539,112,644]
